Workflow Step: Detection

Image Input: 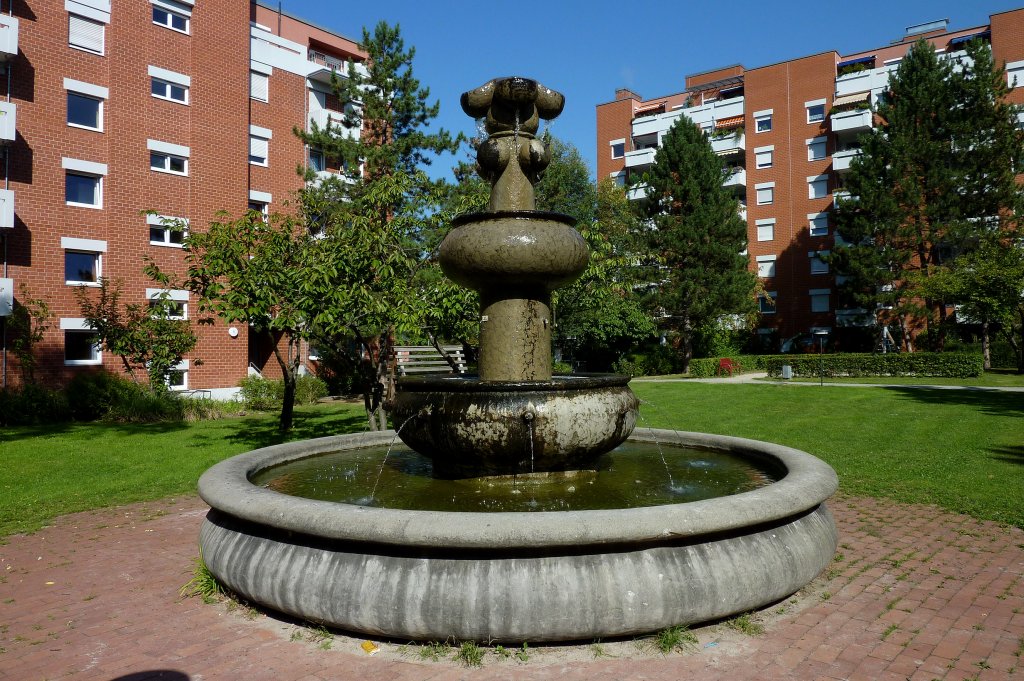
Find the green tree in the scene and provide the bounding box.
[297,21,464,428]
[637,118,756,372]
[76,278,197,391]
[7,285,51,385]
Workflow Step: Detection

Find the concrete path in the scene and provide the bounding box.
[2,494,1022,680]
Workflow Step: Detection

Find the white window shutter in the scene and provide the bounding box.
[249,135,269,162]
[250,71,269,102]
[69,14,104,54]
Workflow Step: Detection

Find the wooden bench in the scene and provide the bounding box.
[393,345,468,376]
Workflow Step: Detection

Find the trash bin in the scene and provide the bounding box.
[781,365,793,380]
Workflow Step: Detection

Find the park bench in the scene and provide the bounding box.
[393,345,468,376]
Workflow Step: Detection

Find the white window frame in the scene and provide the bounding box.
[61,318,102,366]
[249,125,272,167]
[149,66,190,105]
[609,138,625,159]
[809,250,830,275]
[755,218,775,242]
[754,109,773,133]
[810,289,831,313]
[64,79,107,132]
[808,174,829,199]
[807,136,827,162]
[147,288,189,320]
[61,237,106,286]
[754,145,773,169]
[62,157,107,209]
[166,360,189,391]
[151,0,192,34]
[147,213,188,248]
[249,190,272,215]
[756,254,777,278]
[759,291,778,314]
[755,182,775,206]
[806,99,826,124]
[1008,60,1024,89]
[148,139,190,176]
[808,212,829,237]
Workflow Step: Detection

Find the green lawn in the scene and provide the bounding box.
[2,383,1022,538]
[766,368,1024,388]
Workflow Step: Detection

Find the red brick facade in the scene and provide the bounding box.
[0,0,364,394]
[595,9,1024,348]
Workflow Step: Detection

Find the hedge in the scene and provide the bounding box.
[762,352,983,379]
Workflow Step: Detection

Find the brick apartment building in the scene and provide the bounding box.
[596,8,1024,351]
[0,0,365,395]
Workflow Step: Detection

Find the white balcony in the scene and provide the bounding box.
[631,97,745,139]
[831,109,872,134]
[0,15,17,61]
[711,132,745,156]
[0,100,15,143]
[833,190,853,209]
[723,167,746,189]
[738,205,747,222]
[307,108,357,139]
[624,147,656,169]
[627,184,649,201]
[832,148,862,173]
[0,188,13,228]
[834,65,894,98]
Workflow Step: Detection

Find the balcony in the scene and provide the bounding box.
[0,188,12,228]
[627,184,649,201]
[723,167,746,189]
[624,147,656,170]
[308,108,358,139]
[0,15,17,61]
[831,109,872,134]
[833,190,853,209]
[0,100,15,143]
[834,64,894,98]
[832,148,862,173]
[711,132,745,156]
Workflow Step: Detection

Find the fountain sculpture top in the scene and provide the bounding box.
[461,77,565,212]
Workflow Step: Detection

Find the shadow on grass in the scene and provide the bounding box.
[882,386,1024,418]
[990,445,1024,467]
[200,408,368,450]
[2,417,190,441]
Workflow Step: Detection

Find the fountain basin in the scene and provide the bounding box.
[390,374,638,477]
[197,428,838,642]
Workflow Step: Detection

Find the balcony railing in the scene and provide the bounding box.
[832,148,862,173]
[0,15,18,61]
[711,132,745,156]
[831,109,872,134]
[309,49,346,71]
[624,147,656,169]
[626,184,649,201]
[308,108,358,139]
[723,167,746,189]
[0,100,15,143]
[0,188,13,229]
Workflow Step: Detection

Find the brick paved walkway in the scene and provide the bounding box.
[1,494,1022,680]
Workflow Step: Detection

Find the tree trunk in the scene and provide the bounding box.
[679,317,693,374]
[269,330,300,433]
[280,370,296,433]
[981,320,991,371]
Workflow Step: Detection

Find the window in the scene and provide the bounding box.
[754,145,773,169]
[810,289,830,313]
[152,3,189,33]
[62,237,106,285]
[611,171,626,187]
[309,149,325,172]
[754,109,773,133]
[1008,60,1024,89]
[167,361,188,391]
[65,172,101,206]
[809,251,830,274]
[806,99,826,123]
[249,190,272,217]
[808,175,829,199]
[148,214,187,247]
[758,291,777,314]
[807,136,827,161]
[610,138,625,159]
[250,70,269,102]
[69,14,105,54]
[756,219,775,242]
[809,213,829,237]
[755,182,775,206]
[151,77,187,103]
[147,289,189,320]
[62,320,101,365]
[249,126,272,166]
[148,140,190,176]
[67,92,102,130]
[756,255,776,278]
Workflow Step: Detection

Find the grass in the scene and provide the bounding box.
[652,625,698,653]
[634,382,1024,528]
[3,379,1024,538]
[454,641,485,667]
[725,612,764,636]
[0,402,366,537]
[179,553,224,604]
[774,368,1024,388]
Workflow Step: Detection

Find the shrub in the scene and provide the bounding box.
[65,370,140,421]
[613,345,681,377]
[294,375,329,405]
[105,388,183,423]
[552,360,573,374]
[0,384,71,426]
[179,397,245,422]
[763,352,983,378]
[238,375,284,410]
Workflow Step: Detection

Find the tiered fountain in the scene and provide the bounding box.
[197,78,838,643]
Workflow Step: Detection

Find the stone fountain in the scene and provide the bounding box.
[196,77,838,643]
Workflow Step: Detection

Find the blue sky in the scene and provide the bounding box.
[282,0,1023,179]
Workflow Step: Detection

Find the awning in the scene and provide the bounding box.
[715,115,744,130]
[633,101,666,116]
[837,55,876,69]
[832,91,870,108]
[949,31,990,47]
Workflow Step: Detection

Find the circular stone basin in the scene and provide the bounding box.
[197,428,838,643]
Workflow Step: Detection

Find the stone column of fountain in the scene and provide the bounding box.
[390,77,639,478]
